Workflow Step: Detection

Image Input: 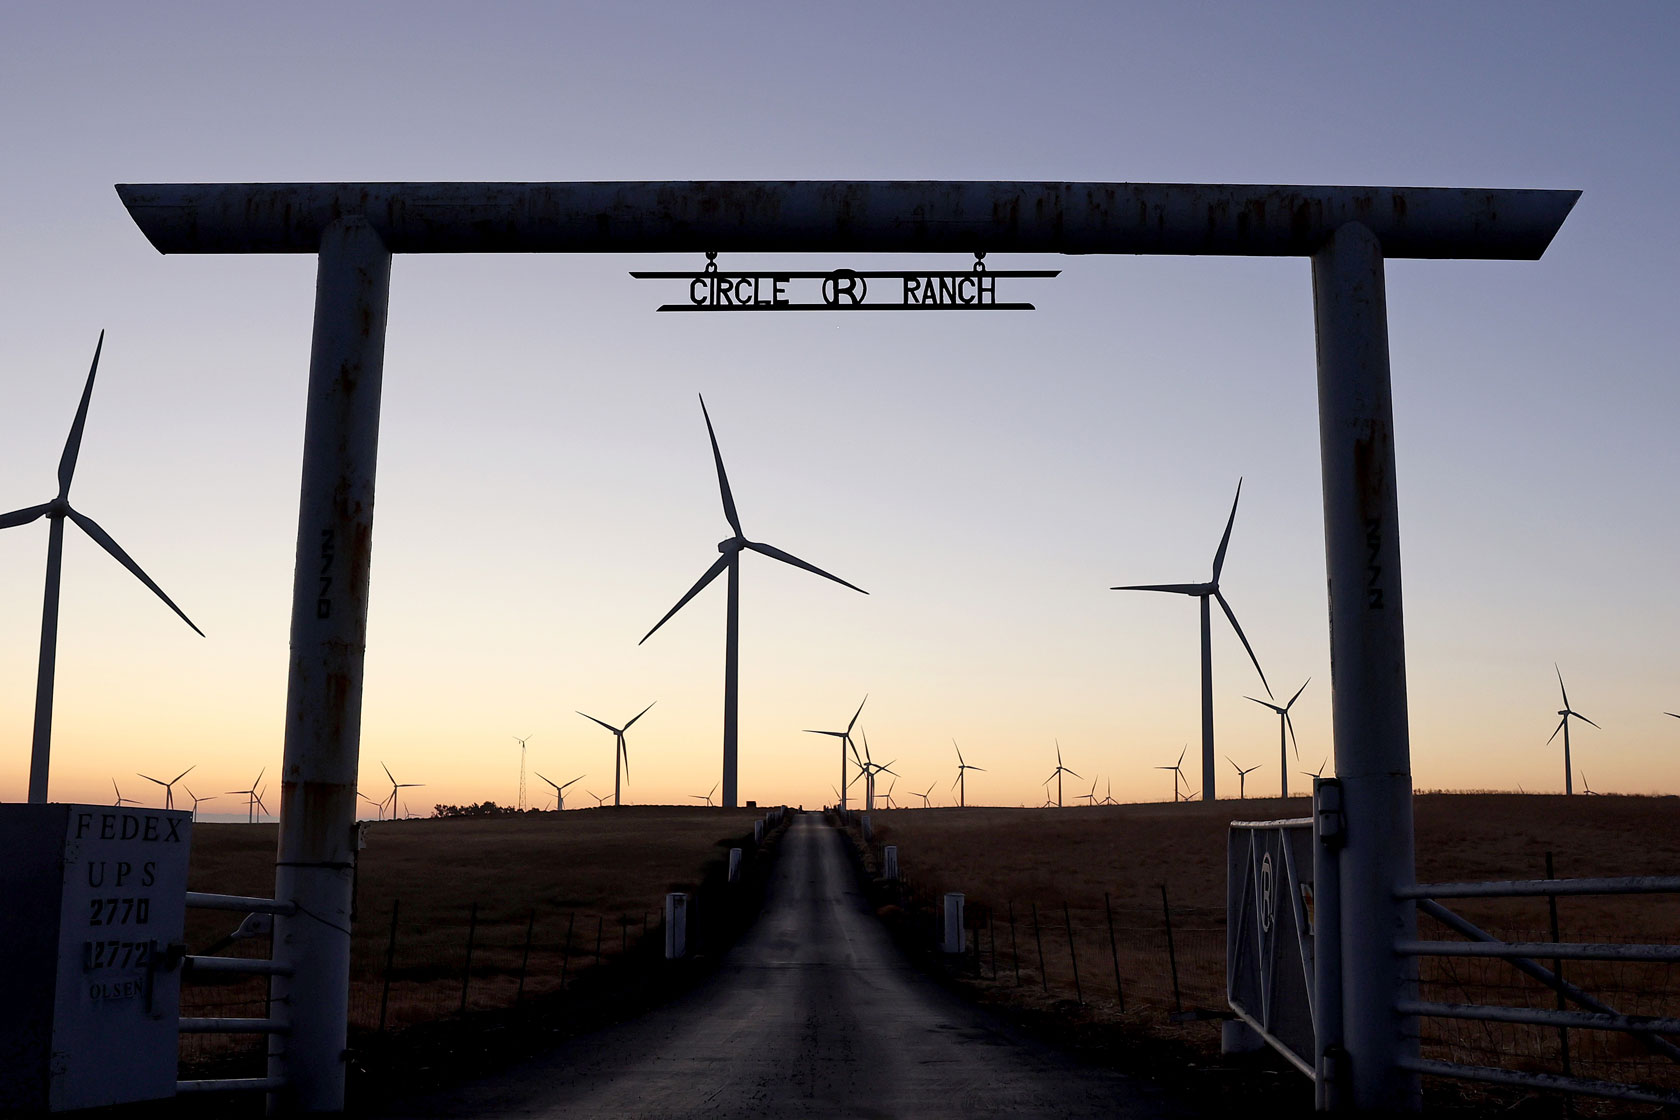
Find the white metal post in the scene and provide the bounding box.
[268,216,391,1114]
[1312,777,1346,1111]
[942,893,966,954]
[664,892,689,959]
[1311,222,1420,1112]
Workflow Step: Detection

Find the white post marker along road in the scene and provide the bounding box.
[116,180,1576,1114]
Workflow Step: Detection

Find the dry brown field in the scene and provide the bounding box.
[860,793,1680,1106]
[181,806,764,1073]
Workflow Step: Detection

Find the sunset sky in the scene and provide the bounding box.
[2,3,1676,819]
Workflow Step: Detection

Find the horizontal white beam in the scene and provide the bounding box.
[115,181,1578,259]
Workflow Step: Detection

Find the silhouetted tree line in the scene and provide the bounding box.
[430,801,528,818]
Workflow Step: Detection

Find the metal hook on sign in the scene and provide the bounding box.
[973,250,987,273]
[703,251,718,274]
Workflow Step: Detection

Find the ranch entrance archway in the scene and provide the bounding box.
[117,180,1577,1113]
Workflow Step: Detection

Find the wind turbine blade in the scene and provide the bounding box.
[1176,745,1187,767]
[576,711,620,734]
[0,503,52,530]
[1245,695,1284,714]
[697,395,743,538]
[1556,664,1570,710]
[804,728,845,738]
[969,766,986,772]
[623,700,658,730]
[1215,590,1272,699]
[1285,712,1301,758]
[1286,678,1311,709]
[1576,713,1601,730]
[1547,716,1566,745]
[620,737,630,781]
[562,775,585,790]
[536,773,561,792]
[381,762,395,784]
[1666,712,1680,719]
[1211,478,1242,582]
[1110,583,1206,594]
[744,540,867,595]
[172,765,195,784]
[139,773,165,787]
[1064,767,1082,780]
[1227,756,1239,773]
[640,553,731,644]
[66,510,204,636]
[848,696,868,733]
[57,332,104,498]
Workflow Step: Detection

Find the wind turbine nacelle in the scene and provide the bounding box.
[718,537,745,554]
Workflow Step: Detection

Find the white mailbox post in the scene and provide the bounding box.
[664,892,689,959]
[0,804,191,1112]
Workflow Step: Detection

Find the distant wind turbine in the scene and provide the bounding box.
[639,396,867,808]
[111,778,141,808]
[357,791,386,821]
[226,768,267,824]
[185,787,218,823]
[1579,771,1598,796]
[1227,757,1262,799]
[1045,741,1081,807]
[882,777,899,809]
[1112,479,1271,801]
[137,764,194,811]
[577,702,655,808]
[1156,746,1188,803]
[1301,758,1328,784]
[536,772,585,811]
[512,734,533,812]
[692,782,720,807]
[380,762,423,820]
[915,782,936,809]
[586,790,609,808]
[1549,665,1599,796]
[1077,777,1099,806]
[951,740,984,807]
[1247,678,1310,798]
[804,695,867,813]
[2,333,204,803]
[848,733,896,811]
[1100,778,1118,806]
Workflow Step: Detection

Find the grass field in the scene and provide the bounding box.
[858,793,1680,1107]
[181,806,765,1073]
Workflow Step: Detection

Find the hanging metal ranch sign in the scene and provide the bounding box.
[631,256,1057,311]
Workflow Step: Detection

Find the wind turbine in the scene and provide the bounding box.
[639,396,867,808]
[880,777,900,809]
[357,791,386,821]
[1045,741,1081,807]
[951,739,984,807]
[137,764,194,810]
[849,734,896,811]
[1579,771,1598,796]
[227,768,266,824]
[1112,479,1272,801]
[1549,665,1599,796]
[915,782,936,808]
[692,782,720,807]
[1156,746,1188,803]
[1077,777,1099,806]
[577,701,655,808]
[111,778,141,808]
[804,695,867,813]
[1100,777,1118,806]
[185,787,218,823]
[512,734,533,812]
[536,773,585,811]
[1247,678,1310,798]
[586,790,609,808]
[380,762,423,819]
[2,333,204,803]
[1301,758,1328,784]
[1227,757,1262,799]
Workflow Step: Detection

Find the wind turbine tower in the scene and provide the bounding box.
[1,333,204,803]
[1228,757,1262,799]
[640,396,867,808]
[1549,665,1599,796]
[1112,479,1272,800]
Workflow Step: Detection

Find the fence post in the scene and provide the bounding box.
[1031,902,1048,994]
[665,892,689,959]
[883,845,899,881]
[1008,901,1020,986]
[728,847,743,883]
[1159,884,1182,1013]
[942,893,965,954]
[560,911,575,989]
[516,908,535,1005]
[378,898,399,1032]
[1104,891,1124,1011]
[1064,903,1083,1004]
[1546,851,1572,1080]
[459,901,478,1015]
